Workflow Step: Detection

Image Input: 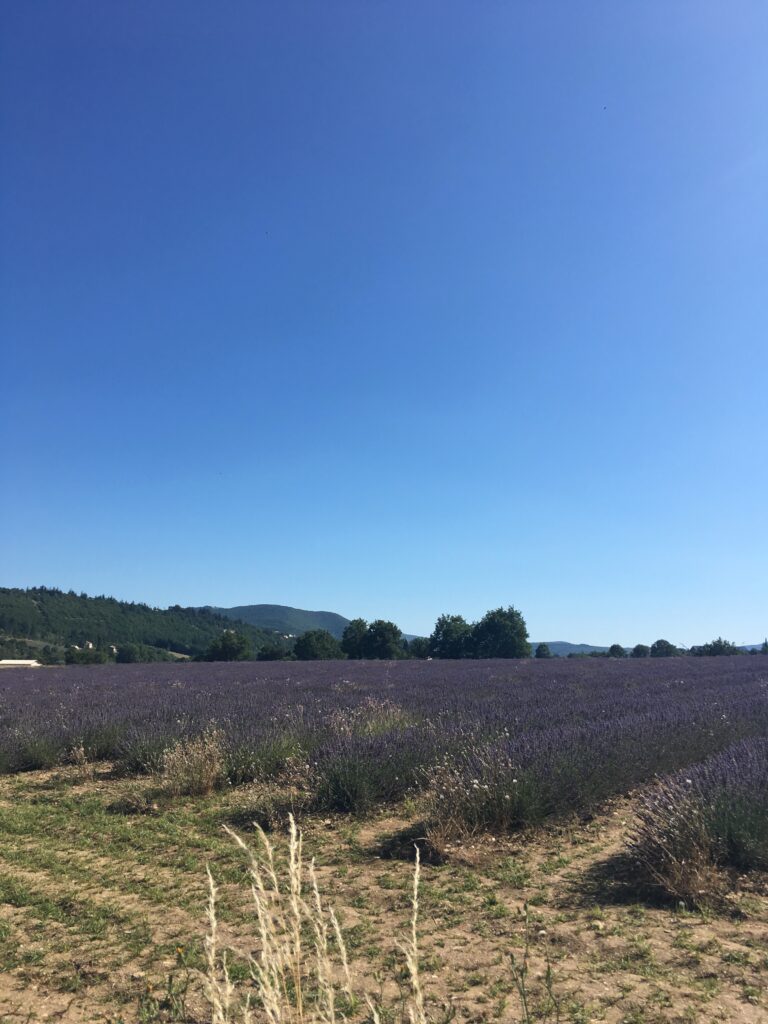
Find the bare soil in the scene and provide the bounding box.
[0,766,766,1023]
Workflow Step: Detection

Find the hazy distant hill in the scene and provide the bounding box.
[535,641,766,656]
[532,641,610,657]
[211,604,351,639]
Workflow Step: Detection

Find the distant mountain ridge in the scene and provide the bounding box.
[532,638,765,655]
[532,641,609,657]
[210,604,351,639]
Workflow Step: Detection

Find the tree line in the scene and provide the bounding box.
[74,626,768,664]
[5,586,763,664]
[194,606,531,661]
[554,637,768,660]
[288,618,768,664]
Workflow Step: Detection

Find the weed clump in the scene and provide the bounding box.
[107,788,162,816]
[230,758,316,832]
[161,728,227,797]
[67,743,96,781]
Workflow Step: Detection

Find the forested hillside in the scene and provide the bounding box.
[0,587,279,658]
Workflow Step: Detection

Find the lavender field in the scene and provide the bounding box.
[2,657,767,832]
[1,657,768,1021]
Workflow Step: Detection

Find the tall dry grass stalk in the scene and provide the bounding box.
[204,865,235,1024]
[399,846,426,1024]
[203,815,427,1024]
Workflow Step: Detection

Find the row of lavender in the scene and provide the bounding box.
[1,659,766,831]
[630,736,768,901]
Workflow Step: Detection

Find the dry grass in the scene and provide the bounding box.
[203,815,427,1024]
[68,744,96,783]
[326,698,415,738]
[162,728,227,797]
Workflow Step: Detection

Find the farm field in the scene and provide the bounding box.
[0,658,766,1022]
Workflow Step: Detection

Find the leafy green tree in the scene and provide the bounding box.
[608,644,626,659]
[294,629,344,660]
[429,614,473,659]
[364,619,404,660]
[631,644,650,658]
[535,642,553,659]
[39,645,63,665]
[116,643,141,664]
[762,638,768,654]
[116,642,174,664]
[407,636,430,659]
[650,638,678,658]
[690,637,741,656]
[471,606,531,659]
[257,642,287,661]
[64,646,109,665]
[204,630,251,662]
[341,618,369,659]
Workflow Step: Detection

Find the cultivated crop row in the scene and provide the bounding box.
[0,658,764,816]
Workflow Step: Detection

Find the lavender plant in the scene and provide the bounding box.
[630,736,768,903]
[0,659,766,834]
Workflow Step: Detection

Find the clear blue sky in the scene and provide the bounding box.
[2,2,766,645]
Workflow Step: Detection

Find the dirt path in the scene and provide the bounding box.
[0,769,766,1023]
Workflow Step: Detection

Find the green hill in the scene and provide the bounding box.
[210,604,351,639]
[0,587,281,659]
